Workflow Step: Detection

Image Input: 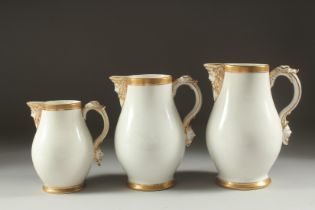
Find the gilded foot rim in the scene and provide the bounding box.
[216,177,271,190]
[128,180,175,191]
[42,183,84,194]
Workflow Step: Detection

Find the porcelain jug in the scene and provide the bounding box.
[27,100,109,193]
[204,63,302,190]
[110,74,202,191]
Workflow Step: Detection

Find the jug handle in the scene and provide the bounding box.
[83,101,110,166]
[173,75,202,146]
[270,65,302,145]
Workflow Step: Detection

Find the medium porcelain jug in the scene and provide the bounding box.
[110,74,202,191]
[204,63,302,190]
[27,100,109,193]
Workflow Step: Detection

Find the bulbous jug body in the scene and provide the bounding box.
[110,74,202,191]
[204,64,302,190]
[27,100,109,193]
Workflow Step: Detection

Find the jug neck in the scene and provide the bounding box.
[204,63,271,100]
[41,108,83,121]
[222,72,271,97]
[126,83,173,101]
[110,74,173,106]
[27,100,82,128]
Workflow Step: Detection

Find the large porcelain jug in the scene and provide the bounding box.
[110,74,202,191]
[204,63,302,190]
[27,100,109,193]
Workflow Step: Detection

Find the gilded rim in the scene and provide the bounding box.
[224,63,269,73]
[43,100,81,111]
[42,183,84,194]
[216,177,271,190]
[128,180,175,191]
[110,75,172,86]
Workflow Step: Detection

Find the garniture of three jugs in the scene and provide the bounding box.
[27,63,302,193]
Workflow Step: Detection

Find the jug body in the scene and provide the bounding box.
[204,64,302,190]
[110,75,202,191]
[27,100,109,193]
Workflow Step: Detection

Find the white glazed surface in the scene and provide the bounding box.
[115,84,185,185]
[206,72,283,183]
[32,109,93,187]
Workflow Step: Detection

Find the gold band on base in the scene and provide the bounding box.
[128,180,175,191]
[216,177,271,190]
[42,183,84,194]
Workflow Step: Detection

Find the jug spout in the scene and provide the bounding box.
[109,76,128,107]
[27,101,44,128]
[204,63,225,101]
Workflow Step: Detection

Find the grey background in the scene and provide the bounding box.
[1,1,315,209]
[0,0,314,139]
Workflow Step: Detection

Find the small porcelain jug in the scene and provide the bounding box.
[204,63,302,190]
[27,100,109,193]
[110,74,202,191]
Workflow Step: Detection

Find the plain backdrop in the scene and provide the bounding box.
[0,1,315,209]
[0,0,314,142]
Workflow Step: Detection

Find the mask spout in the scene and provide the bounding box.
[109,76,128,107]
[26,101,44,128]
[204,63,225,101]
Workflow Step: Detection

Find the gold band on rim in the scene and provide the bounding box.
[42,183,84,194]
[110,75,172,86]
[224,64,269,73]
[127,75,172,86]
[128,180,175,191]
[43,101,81,111]
[216,177,271,190]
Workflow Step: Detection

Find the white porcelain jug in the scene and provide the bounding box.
[110,74,202,191]
[27,100,109,193]
[204,63,302,190]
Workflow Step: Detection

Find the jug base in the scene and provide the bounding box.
[42,183,84,194]
[128,180,175,191]
[216,177,271,190]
